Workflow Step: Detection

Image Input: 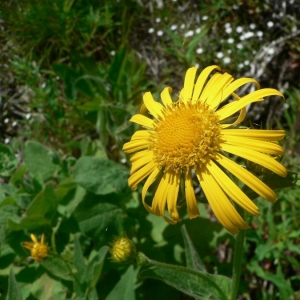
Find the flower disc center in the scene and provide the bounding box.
[149,101,221,172]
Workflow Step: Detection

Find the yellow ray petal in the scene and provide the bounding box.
[220,129,285,141]
[182,67,197,102]
[220,77,260,103]
[130,114,154,128]
[161,87,173,107]
[215,153,278,202]
[206,161,259,215]
[130,150,150,162]
[130,151,154,175]
[166,172,181,221]
[205,73,234,108]
[143,92,164,119]
[123,139,148,153]
[220,135,284,155]
[199,73,222,102]
[192,65,221,102]
[31,234,38,243]
[142,167,161,214]
[185,172,200,218]
[196,169,239,234]
[217,89,284,121]
[128,161,156,190]
[198,168,250,232]
[152,173,169,216]
[221,144,287,177]
[130,130,151,141]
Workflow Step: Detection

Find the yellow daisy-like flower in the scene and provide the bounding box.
[123,65,287,234]
[23,234,49,262]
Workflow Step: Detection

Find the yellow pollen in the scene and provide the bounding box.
[149,101,221,172]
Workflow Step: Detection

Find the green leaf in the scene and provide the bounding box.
[73,235,87,284]
[74,199,124,238]
[58,185,86,218]
[181,225,206,272]
[23,141,57,181]
[41,255,73,281]
[6,268,23,300]
[85,246,109,289]
[73,156,129,195]
[140,259,230,300]
[0,143,18,177]
[106,265,139,300]
[8,183,58,230]
[30,273,67,299]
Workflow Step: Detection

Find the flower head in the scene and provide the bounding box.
[123,65,287,234]
[23,234,49,262]
[109,237,136,263]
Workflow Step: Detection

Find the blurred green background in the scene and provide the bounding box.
[0,0,300,299]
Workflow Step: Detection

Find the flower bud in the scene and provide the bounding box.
[109,237,136,264]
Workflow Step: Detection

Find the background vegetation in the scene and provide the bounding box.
[0,0,300,299]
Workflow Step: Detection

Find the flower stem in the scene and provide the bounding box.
[231,209,248,300]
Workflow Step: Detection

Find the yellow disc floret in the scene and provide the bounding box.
[149,101,221,173]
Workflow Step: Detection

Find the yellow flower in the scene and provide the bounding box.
[123,65,287,234]
[23,234,49,262]
[109,237,136,263]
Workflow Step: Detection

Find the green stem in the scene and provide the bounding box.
[231,209,249,300]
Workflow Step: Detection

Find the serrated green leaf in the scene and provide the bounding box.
[6,268,23,300]
[106,265,138,300]
[181,225,206,272]
[23,141,57,181]
[73,156,129,195]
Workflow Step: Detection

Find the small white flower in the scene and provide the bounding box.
[238,63,244,69]
[240,31,254,40]
[225,27,232,34]
[257,31,263,37]
[202,15,208,21]
[267,21,274,28]
[244,60,250,66]
[227,38,234,44]
[216,52,224,59]
[157,30,164,36]
[249,24,256,30]
[170,24,177,31]
[148,28,155,34]
[110,50,116,56]
[236,26,243,33]
[267,48,275,55]
[184,30,194,37]
[196,48,203,54]
[180,24,185,29]
[155,17,161,23]
[195,28,201,34]
[223,57,231,64]
[236,43,243,49]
